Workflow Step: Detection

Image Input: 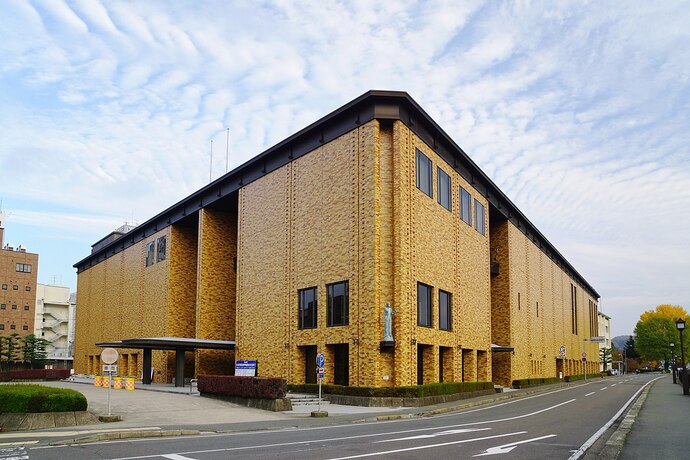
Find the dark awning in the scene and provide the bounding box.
[96,337,236,351]
[491,343,514,352]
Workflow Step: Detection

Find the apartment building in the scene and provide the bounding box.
[34,283,74,363]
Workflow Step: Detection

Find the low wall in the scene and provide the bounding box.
[201,393,292,412]
[326,389,496,407]
[0,411,99,432]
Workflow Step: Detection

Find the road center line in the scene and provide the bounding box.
[585,392,595,396]
[326,431,528,460]
[600,387,608,390]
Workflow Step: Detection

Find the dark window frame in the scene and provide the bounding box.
[156,236,167,262]
[417,282,433,328]
[22,325,28,331]
[0,304,5,310]
[23,305,29,311]
[439,290,452,331]
[460,186,472,225]
[327,281,349,327]
[11,304,17,310]
[415,149,433,198]
[474,199,486,235]
[145,241,155,267]
[25,286,31,291]
[1,284,6,290]
[437,167,452,211]
[298,286,318,330]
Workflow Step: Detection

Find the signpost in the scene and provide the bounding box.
[235,360,257,376]
[101,348,119,416]
[316,353,325,413]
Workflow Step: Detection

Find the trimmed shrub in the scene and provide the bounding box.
[0,384,87,413]
[198,375,287,399]
[0,369,70,382]
[512,377,561,389]
[287,381,493,398]
[564,373,603,382]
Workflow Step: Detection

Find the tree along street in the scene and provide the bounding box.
[26,374,659,460]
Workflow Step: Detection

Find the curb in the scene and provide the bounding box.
[50,429,200,446]
[595,379,656,459]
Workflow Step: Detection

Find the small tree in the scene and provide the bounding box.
[21,335,49,368]
[3,333,21,366]
[600,347,613,372]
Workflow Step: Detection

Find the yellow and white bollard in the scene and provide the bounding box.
[113,377,122,390]
[94,375,102,387]
[125,378,135,391]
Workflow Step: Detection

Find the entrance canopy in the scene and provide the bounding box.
[490,343,515,353]
[96,337,236,387]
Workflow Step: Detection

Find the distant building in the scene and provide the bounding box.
[598,311,612,371]
[0,210,39,337]
[34,283,74,364]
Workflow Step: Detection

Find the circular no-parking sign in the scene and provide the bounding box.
[101,348,119,364]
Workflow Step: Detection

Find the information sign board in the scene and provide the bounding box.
[235,360,257,377]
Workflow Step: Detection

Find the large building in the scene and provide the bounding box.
[74,91,600,387]
[0,211,39,338]
[34,283,75,364]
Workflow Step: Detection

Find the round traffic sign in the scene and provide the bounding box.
[316,353,325,368]
[101,348,119,364]
[582,352,587,358]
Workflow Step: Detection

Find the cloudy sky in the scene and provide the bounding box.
[1,1,688,337]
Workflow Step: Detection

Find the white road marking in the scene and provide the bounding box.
[376,427,490,442]
[600,387,608,390]
[326,431,528,460]
[611,384,617,387]
[568,376,664,460]
[161,455,199,460]
[585,392,595,396]
[473,434,557,457]
[0,441,38,447]
[0,446,29,460]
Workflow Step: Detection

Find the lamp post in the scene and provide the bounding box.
[670,342,676,384]
[676,318,688,395]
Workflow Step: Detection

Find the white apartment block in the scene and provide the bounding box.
[34,284,74,362]
[598,311,612,371]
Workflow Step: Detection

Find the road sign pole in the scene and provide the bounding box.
[108,369,112,416]
[583,338,587,382]
[318,375,322,413]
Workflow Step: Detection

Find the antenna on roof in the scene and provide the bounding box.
[225,128,230,173]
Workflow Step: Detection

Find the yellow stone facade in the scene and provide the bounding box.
[74,91,599,387]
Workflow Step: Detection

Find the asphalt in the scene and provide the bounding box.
[1,373,689,459]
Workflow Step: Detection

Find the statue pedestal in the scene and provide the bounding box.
[380,340,395,351]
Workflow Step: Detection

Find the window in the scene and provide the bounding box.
[145,241,155,267]
[298,287,317,329]
[460,187,472,225]
[417,282,432,327]
[22,325,28,331]
[15,263,32,273]
[437,168,451,211]
[13,285,18,290]
[415,149,433,197]
[156,236,167,262]
[12,304,17,310]
[25,286,31,291]
[24,305,29,311]
[10,325,15,330]
[0,324,3,330]
[0,304,5,310]
[327,281,349,327]
[439,290,452,331]
[536,301,539,317]
[571,284,578,334]
[474,199,485,235]
[1,284,6,290]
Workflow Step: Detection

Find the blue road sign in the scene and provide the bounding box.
[316,353,325,368]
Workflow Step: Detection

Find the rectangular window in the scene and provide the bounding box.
[12,304,17,310]
[417,282,432,327]
[571,284,578,334]
[298,287,317,329]
[460,187,472,225]
[415,149,433,198]
[439,290,452,331]
[536,301,539,317]
[15,263,32,273]
[327,281,349,327]
[13,285,18,290]
[25,286,31,291]
[474,199,485,235]
[0,324,3,330]
[10,325,15,330]
[23,305,29,311]
[156,236,167,262]
[1,284,6,290]
[437,168,451,211]
[145,241,155,267]
[22,325,28,331]
[0,304,5,309]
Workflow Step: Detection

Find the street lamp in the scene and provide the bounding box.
[670,342,676,384]
[676,319,688,395]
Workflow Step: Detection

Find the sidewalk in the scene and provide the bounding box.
[620,374,690,459]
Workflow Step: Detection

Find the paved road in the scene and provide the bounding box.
[20,374,658,460]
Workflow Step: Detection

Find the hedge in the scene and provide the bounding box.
[287,381,494,398]
[0,369,71,382]
[198,375,287,399]
[0,384,87,413]
[564,373,603,382]
[512,377,561,389]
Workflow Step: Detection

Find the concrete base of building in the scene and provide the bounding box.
[200,393,293,412]
[0,411,100,432]
[327,389,496,407]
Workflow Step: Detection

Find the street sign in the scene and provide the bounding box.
[235,360,257,376]
[582,352,587,358]
[316,353,325,368]
[582,358,587,363]
[590,336,606,344]
[103,364,118,373]
[101,348,119,364]
[559,346,566,357]
[318,367,325,379]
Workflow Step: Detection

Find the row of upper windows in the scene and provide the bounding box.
[1,284,31,291]
[15,263,32,273]
[417,282,452,331]
[145,236,167,267]
[298,281,349,329]
[0,324,29,331]
[1,303,30,311]
[416,149,486,236]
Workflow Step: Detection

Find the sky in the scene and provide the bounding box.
[1,1,688,338]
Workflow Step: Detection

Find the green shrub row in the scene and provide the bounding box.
[512,377,561,389]
[564,373,603,382]
[287,381,493,398]
[0,384,87,413]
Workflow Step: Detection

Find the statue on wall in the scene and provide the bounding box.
[383,302,398,342]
